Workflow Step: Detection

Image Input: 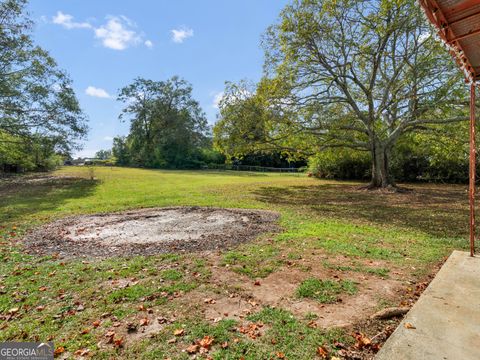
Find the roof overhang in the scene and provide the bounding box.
[419,0,480,82]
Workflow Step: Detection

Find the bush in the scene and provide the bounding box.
[308,149,370,180]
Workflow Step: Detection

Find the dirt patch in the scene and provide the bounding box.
[197,261,404,329]
[22,207,279,258]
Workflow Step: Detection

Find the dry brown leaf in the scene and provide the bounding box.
[53,347,65,356]
[114,337,124,348]
[174,328,185,336]
[167,338,176,344]
[74,348,90,356]
[404,322,416,329]
[276,352,286,359]
[186,344,199,354]
[317,346,329,358]
[353,332,372,350]
[104,330,115,343]
[92,320,101,328]
[199,335,214,349]
[140,317,149,326]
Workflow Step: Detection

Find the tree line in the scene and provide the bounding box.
[213,0,471,187]
[0,0,87,172]
[1,0,473,186]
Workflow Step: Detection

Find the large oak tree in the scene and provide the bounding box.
[215,0,468,188]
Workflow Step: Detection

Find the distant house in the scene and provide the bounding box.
[66,157,101,166]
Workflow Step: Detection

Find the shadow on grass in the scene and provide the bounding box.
[253,183,468,238]
[0,176,99,224]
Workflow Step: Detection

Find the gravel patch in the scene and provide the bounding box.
[22,207,280,258]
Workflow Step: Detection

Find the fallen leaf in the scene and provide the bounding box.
[53,347,65,356]
[404,322,416,329]
[38,287,47,292]
[174,328,185,336]
[140,318,149,326]
[221,342,228,349]
[186,344,199,354]
[276,352,286,359]
[114,337,124,348]
[167,338,176,344]
[199,335,214,349]
[74,348,89,356]
[254,280,261,286]
[81,328,90,335]
[204,298,216,304]
[307,320,317,328]
[105,330,115,343]
[92,320,101,328]
[8,307,19,315]
[353,332,371,350]
[317,345,329,358]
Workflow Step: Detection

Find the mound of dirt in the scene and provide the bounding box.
[22,207,279,258]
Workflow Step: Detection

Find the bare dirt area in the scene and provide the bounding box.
[200,261,404,329]
[0,174,83,192]
[22,207,279,258]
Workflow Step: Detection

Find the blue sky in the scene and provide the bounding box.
[27,0,289,158]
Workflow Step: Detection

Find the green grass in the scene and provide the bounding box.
[296,278,358,303]
[322,260,391,278]
[0,166,470,358]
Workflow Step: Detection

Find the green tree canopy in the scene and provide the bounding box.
[215,0,468,188]
[117,77,209,168]
[0,0,88,157]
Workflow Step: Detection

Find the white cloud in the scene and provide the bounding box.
[52,11,92,29]
[171,27,194,43]
[52,12,150,50]
[94,16,141,50]
[103,136,114,141]
[212,91,224,109]
[85,86,111,99]
[144,39,154,48]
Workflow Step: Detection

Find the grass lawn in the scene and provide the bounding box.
[0,167,469,359]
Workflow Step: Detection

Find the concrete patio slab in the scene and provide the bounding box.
[376,250,480,360]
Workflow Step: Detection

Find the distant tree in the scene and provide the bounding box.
[111,136,130,165]
[0,0,88,156]
[216,0,467,188]
[95,149,112,160]
[117,77,209,168]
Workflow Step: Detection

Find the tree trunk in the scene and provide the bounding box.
[370,141,394,188]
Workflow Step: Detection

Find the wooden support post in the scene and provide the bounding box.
[470,82,476,257]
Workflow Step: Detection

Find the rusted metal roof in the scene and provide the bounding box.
[420,0,480,81]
